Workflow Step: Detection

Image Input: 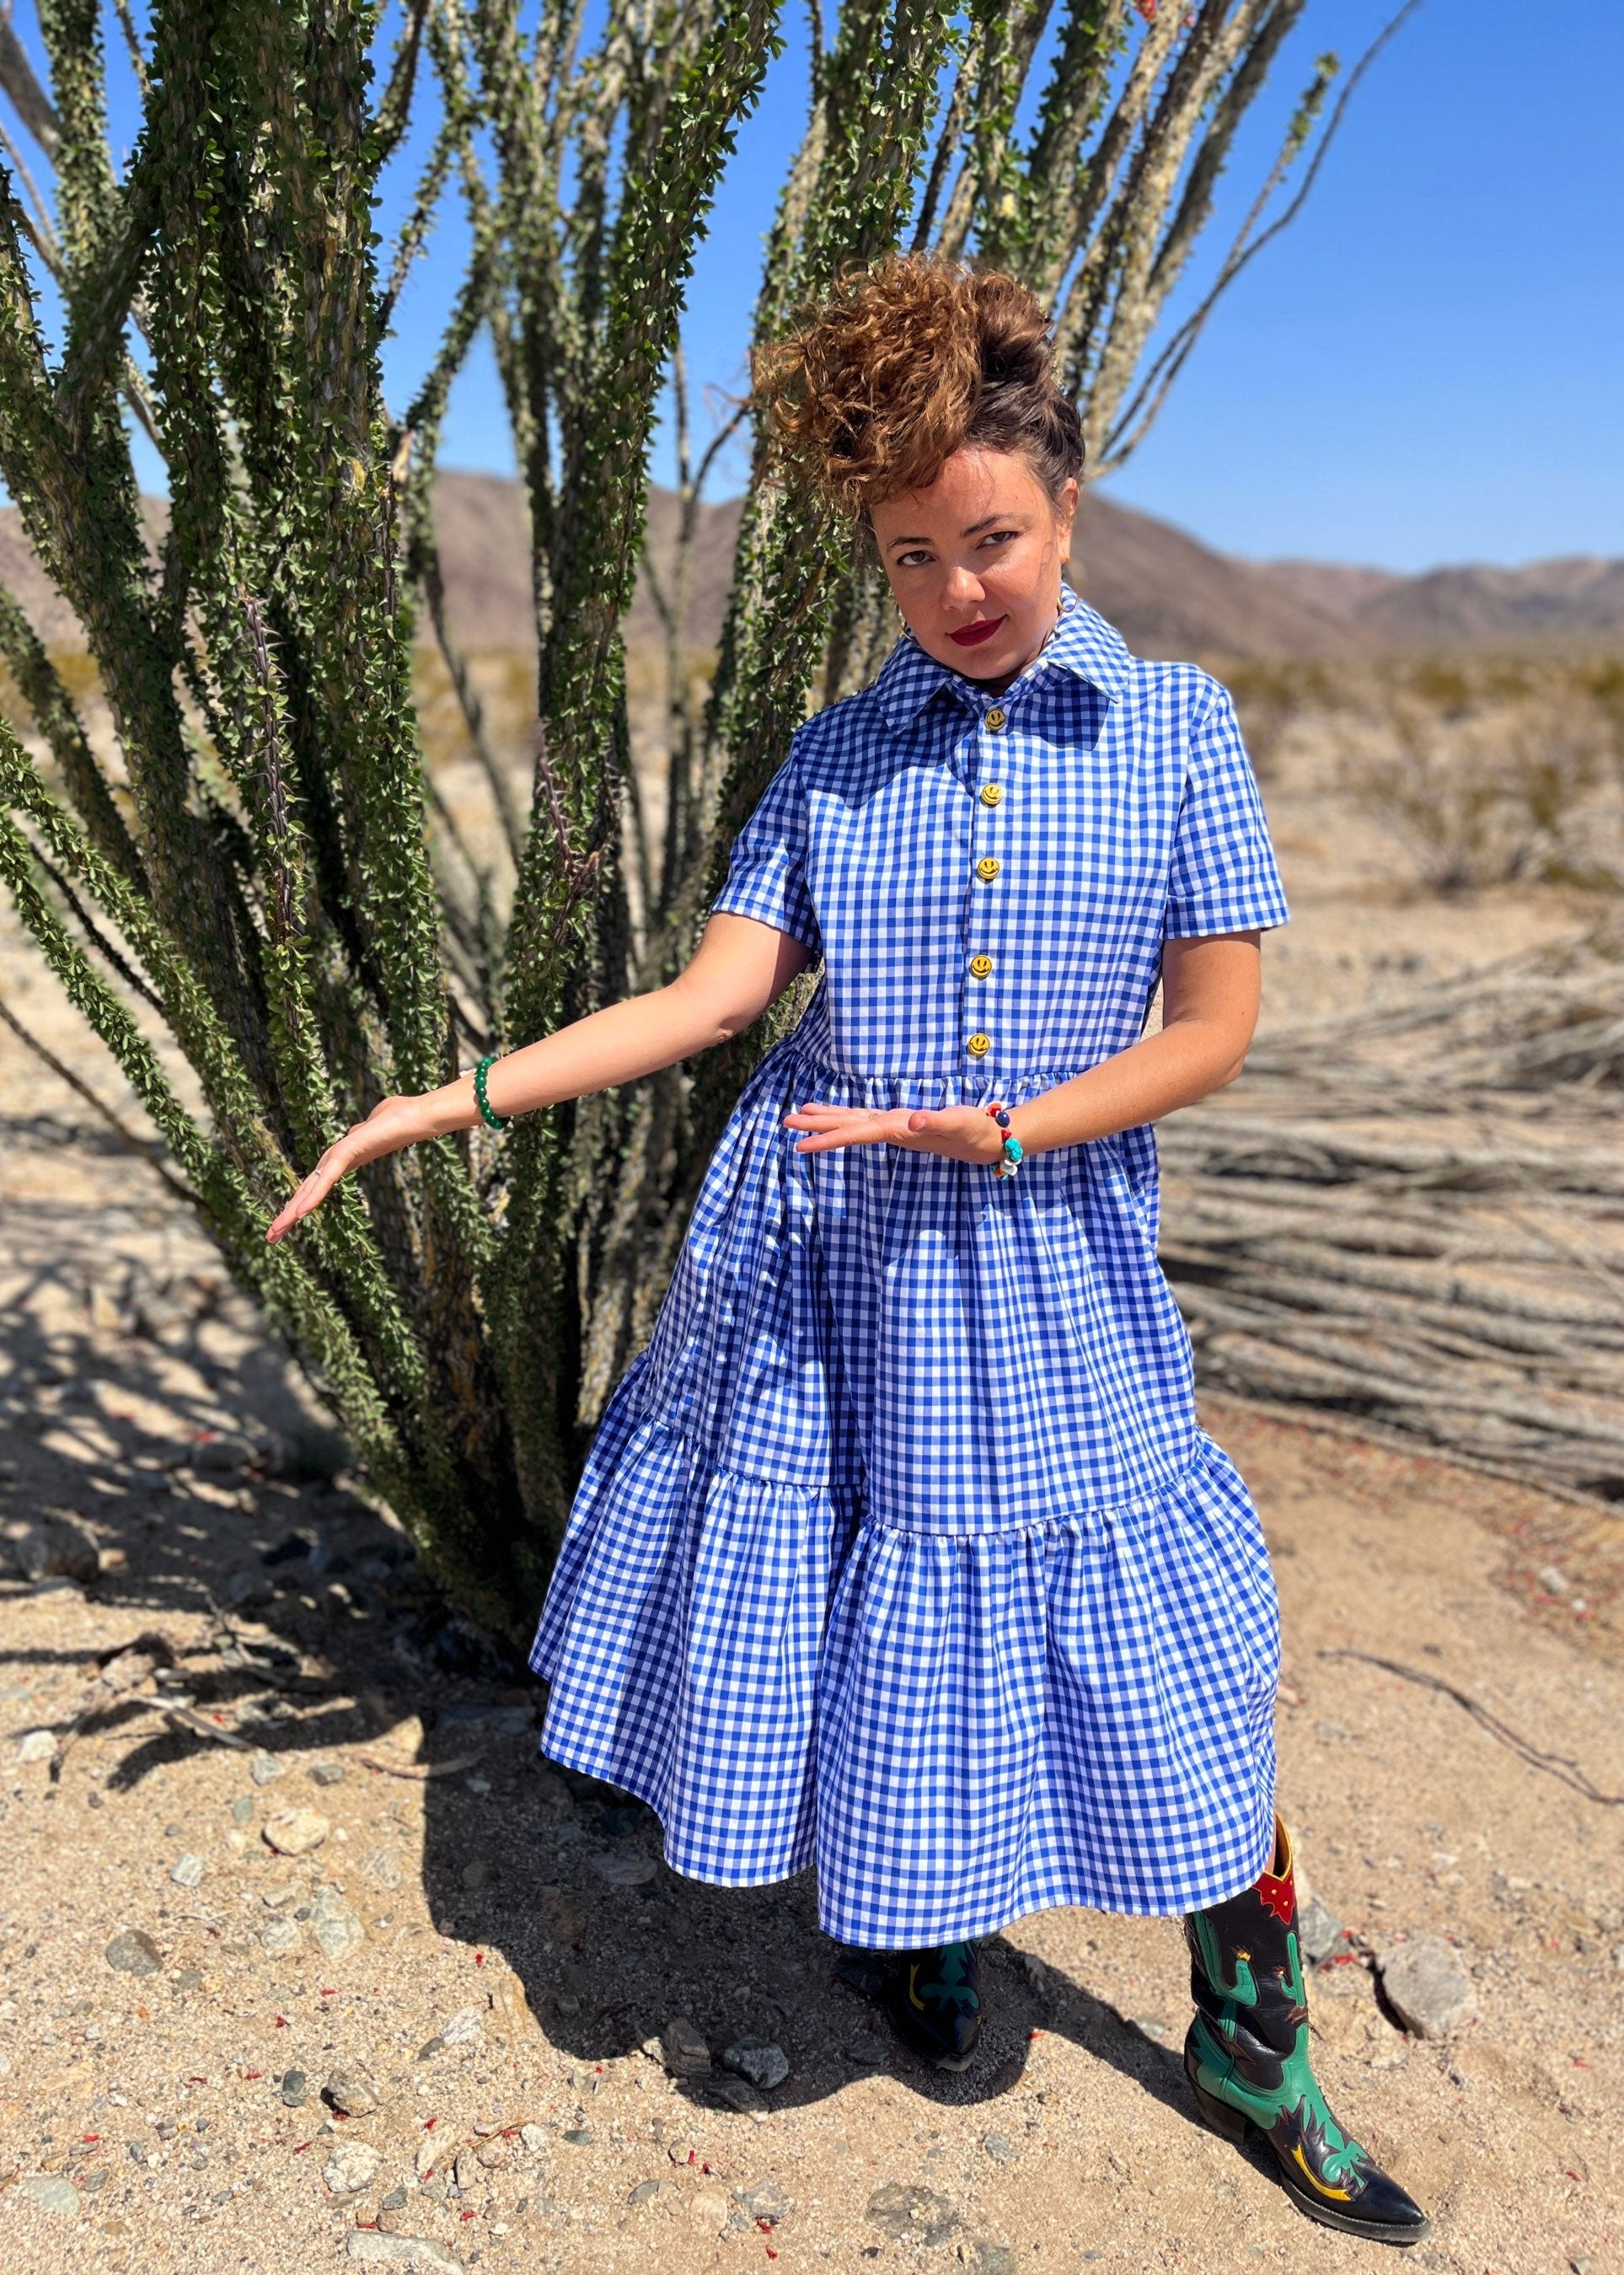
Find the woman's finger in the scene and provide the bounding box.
[265,1140,359,1243]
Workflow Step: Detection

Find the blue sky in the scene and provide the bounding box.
[8,2,1621,571]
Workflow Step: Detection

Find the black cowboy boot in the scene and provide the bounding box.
[882,1941,983,2072]
[1185,1820,1430,2246]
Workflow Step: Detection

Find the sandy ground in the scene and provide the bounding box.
[2,730,1622,2274]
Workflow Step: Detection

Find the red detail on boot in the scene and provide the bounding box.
[1256,1865,1295,1928]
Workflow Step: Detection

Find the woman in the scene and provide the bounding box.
[270,257,1429,2247]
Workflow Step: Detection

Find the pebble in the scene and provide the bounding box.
[414,2135,443,2180]
[230,1795,255,1825]
[590,1848,657,1886]
[722,2036,790,2091]
[737,2181,791,2224]
[9,1516,99,1583]
[346,2235,464,2272]
[16,1729,56,1764]
[249,1752,286,1786]
[1298,1893,1344,1964]
[260,1917,303,1956]
[262,1806,330,1856]
[18,2171,81,2217]
[281,2068,310,2106]
[461,1859,493,1890]
[308,1886,365,1961]
[520,2124,545,2154]
[223,1568,275,1609]
[105,1929,163,1977]
[308,1760,347,1787]
[1376,1938,1477,2039]
[192,1431,260,1474]
[983,2133,1017,2165]
[563,2127,594,2148]
[973,2245,1018,2274]
[442,2004,484,2047]
[324,2138,380,2196]
[660,2016,712,2077]
[169,1852,206,1888]
[689,2184,732,2235]
[629,2179,663,2206]
[324,2068,383,2117]
[866,2181,959,2246]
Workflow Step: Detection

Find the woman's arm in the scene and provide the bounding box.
[266,915,811,1243]
[1005,930,1261,1156]
[784,931,1262,1166]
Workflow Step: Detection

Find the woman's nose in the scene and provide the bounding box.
[944,564,985,609]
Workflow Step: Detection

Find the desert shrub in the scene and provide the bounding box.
[1346,664,1623,891]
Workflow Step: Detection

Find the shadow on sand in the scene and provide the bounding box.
[0,1129,1215,2153]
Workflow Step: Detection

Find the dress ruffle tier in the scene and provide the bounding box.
[532,1033,1280,1945]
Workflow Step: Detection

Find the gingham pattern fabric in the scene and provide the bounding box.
[532,590,1291,1944]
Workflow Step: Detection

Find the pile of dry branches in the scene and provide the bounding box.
[1162,936,1624,1500]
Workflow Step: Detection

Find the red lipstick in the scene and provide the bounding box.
[947,616,1005,648]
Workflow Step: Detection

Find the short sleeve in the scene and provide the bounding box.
[710,748,821,952]
[1163,681,1290,939]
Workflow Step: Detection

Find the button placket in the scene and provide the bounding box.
[967,702,1009,1062]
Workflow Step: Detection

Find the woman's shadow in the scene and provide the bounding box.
[418,1753,1203,2131]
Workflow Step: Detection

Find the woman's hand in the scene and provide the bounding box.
[784,1103,1003,1165]
[265,1094,440,1245]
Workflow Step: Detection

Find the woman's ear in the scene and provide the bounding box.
[1054,475,1079,552]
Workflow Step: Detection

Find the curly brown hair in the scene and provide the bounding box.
[755,255,1084,518]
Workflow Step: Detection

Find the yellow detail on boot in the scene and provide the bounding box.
[1291,2143,1353,2202]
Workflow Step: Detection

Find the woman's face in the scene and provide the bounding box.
[871,446,1078,689]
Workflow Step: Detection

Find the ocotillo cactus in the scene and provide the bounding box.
[0,0,1406,1639]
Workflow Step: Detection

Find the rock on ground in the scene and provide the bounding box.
[1377,1935,1479,2039]
[346,2235,464,2271]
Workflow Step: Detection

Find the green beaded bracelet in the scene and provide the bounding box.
[473,1054,509,1130]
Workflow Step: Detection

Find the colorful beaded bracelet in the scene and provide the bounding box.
[984,1101,1024,1179]
[473,1054,510,1131]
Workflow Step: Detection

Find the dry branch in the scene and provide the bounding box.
[1166,941,1624,1499]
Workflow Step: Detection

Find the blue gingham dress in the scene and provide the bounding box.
[532,590,1291,1945]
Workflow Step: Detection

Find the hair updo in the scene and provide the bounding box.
[755,255,1085,519]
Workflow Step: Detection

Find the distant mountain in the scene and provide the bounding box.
[3,473,1620,664]
[1068,492,1365,659]
[1332,557,1624,650]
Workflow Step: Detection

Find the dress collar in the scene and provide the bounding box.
[875,582,1134,731]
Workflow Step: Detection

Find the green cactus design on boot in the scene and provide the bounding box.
[1183,1820,1429,2244]
[1186,1913,1373,2204]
